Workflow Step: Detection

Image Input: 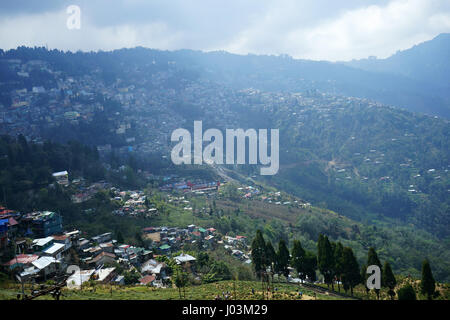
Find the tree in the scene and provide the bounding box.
[382,262,396,300]
[334,242,344,292]
[367,247,382,299]
[341,247,360,296]
[317,234,334,289]
[265,241,276,282]
[398,284,417,300]
[420,259,435,300]
[123,270,140,285]
[291,240,305,279]
[174,269,189,299]
[275,239,290,282]
[116,231,124,244]
[251,230,267,279]
[302,251,317,282]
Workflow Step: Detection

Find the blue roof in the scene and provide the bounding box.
[0,219,8,226]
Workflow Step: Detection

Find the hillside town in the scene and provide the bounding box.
[1,202,251,289]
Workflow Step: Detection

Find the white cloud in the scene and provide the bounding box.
[0,0,448,60]
[223,0,450,60]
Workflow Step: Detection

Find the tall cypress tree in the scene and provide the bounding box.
[382,261,397,300]
[420,259,435,300]
[367,247,382,299]
[334,242,344,292]
[265,241,276,282]
[303,251,318,282]
[341,247,360,296]
[318,235,334,289]
[291,240,305,279]
[251,230,267,279]
[275,239,290,282]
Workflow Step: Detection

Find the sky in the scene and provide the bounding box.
[0,0,449,61]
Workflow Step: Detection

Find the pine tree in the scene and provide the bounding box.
[251,230,267,279]
[382,262,396,300]
[317,235,334,289]
[291,240,306,280]
[334,242,344,292]
[367,247,382,299]
[420,259,435,300]
[303,251,317,282]
[341,247,360,296]
[265,241,276,282]
[275,239,290,282]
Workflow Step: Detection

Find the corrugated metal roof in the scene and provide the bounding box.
[32,256,59,270]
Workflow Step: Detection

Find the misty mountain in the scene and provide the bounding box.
[2,34,450,118]
[343,33,450,89]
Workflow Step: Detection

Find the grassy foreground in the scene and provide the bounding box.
[0,280,347,300]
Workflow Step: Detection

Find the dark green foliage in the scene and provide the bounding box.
[265,241,276,276]
[420,259,436,300]
[0,135,104,211]
[302,251,318,282]
[334,242,344,291]
[317,234,335,287]
[397,284,417,300]
[275,239,290,280]
[251,230,267,278]
[341,247,360,296]
[291,240,305,276]
[123,270,140,285]
[382,262,397,299]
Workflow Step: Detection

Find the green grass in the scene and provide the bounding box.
[0,281,347,300]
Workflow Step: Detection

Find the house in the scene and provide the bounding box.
[204,235,215,246]
[32,236,55,252]
[141,259,166,278]
[99,242,115,253]
[88,252,116,267]
[26,211,63,237]
[139,275,156,286]
[91,232,112,244]
[159,244,171,254]
[42,242,66,260]
[3,254,39,270]
[66,269,95,289]
[77,238,90,250]
[32,256,60,278]
[174,253,196,266]
[52,234,72,251]
[93,267,116,283]
[52,171,69,186]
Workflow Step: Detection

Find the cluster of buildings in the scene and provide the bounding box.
[142,224,219,253]
[1,199,252,289]
[160,180,220,193]
[110,189,157,217]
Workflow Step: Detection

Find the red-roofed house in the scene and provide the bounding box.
[3,254,39,270]
[139,275,156,286]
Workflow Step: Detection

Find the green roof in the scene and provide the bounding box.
[159,244,171,250]
[198,228,207,233]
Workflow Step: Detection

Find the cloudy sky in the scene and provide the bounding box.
[0,0,449,61]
